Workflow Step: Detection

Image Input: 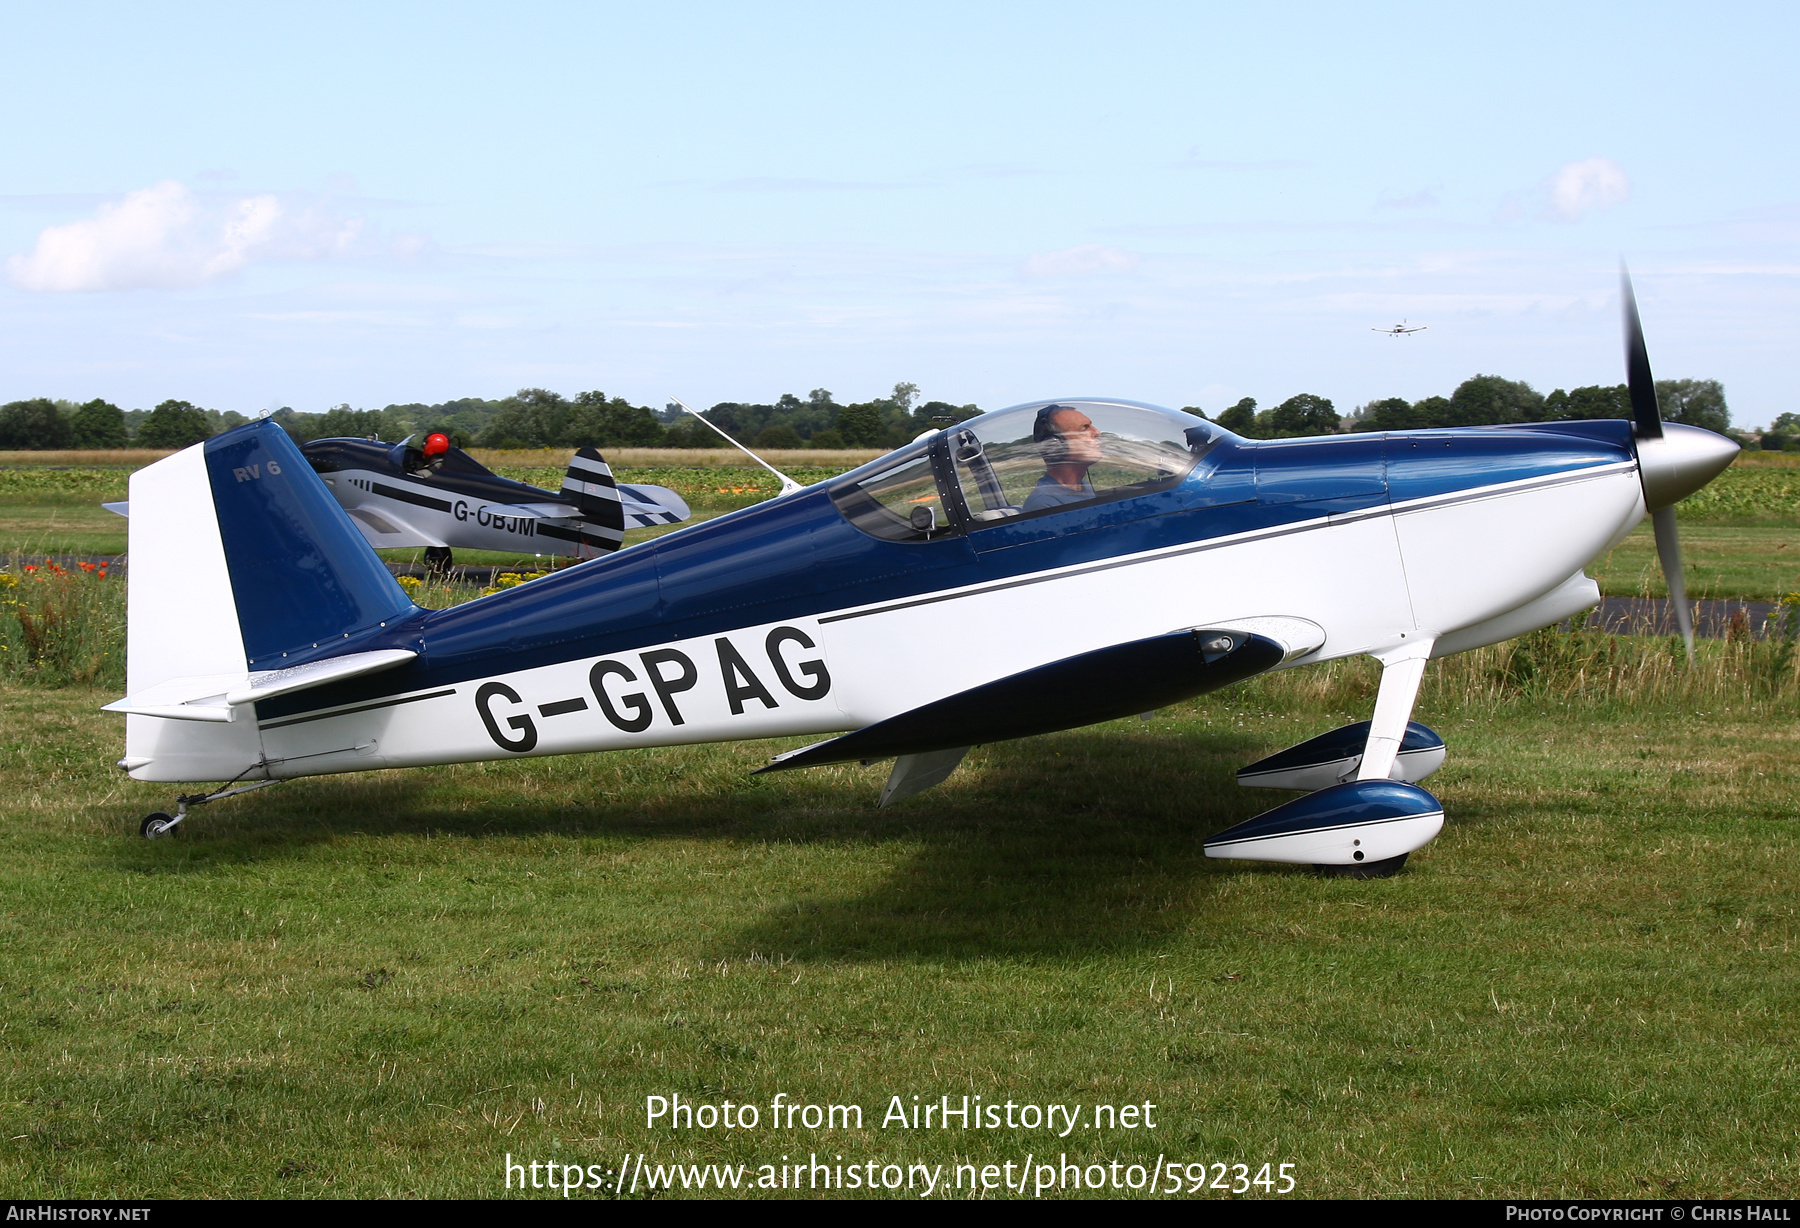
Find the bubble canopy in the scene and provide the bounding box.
[829,399,1222,542]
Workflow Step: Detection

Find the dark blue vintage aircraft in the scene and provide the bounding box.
[296,433,690,568]
[105,275,1736,876]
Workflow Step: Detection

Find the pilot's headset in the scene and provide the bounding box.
[1033,404,1077,462]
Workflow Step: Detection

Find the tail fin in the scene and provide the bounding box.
[201,421,415,668]
[559,448,627,555]
[118,420,416,781]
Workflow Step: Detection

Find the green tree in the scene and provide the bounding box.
[564,392,666,447]
[1656,379,1729,434]
[1351,397,1418,433]
[753,423,802,449]
[808,428,846,449]
[1769,412,1800,434]
[135,400,213,449]
[1213,397,1258,436]
[834,402,884,447]
[909,400,981,436]
[1544,384,1629,421]
[1268,393,1338,437]
[267,407,317,442]
[70,399,127,448]
[480,388,570,448]
[1447,375,1545,426]
[1409,396,1454,428]
[315,404,386,438]
[0,399,73,449]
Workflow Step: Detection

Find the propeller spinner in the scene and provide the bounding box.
[1622,267,1740,660]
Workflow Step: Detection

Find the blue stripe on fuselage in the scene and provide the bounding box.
[254,420,1635,721]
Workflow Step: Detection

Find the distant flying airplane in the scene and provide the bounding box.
[1374,321,1427,336]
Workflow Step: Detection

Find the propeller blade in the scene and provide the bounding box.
[1652,506,1694,662]
[1621,266,1662,440]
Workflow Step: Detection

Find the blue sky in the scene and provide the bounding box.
[2,2,1795,424]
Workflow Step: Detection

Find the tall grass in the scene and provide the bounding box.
[12,552,1799,717]
[0,557,124,688]
[1242,606,1800,719]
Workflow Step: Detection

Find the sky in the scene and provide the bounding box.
[1,2,1795,425]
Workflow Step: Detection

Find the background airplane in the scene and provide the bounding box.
[105,433,692,570]
[103,275,1735,881]
[1374,321,1427,336]
[299,433,691,569]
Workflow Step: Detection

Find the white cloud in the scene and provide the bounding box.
[1022,243,1139,278]
[1549,157,1630,221]
[6,180,361,292]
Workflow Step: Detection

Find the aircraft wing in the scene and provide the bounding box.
[760,626,1291,773]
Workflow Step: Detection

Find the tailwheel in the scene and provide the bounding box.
[423,547,453,578]
[140,812,178,839]
[1315,853,1407,879]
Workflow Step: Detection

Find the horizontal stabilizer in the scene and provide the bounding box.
[760,627,1285,773]
[1238,720,1445,790]
[104,649,416,723]
[224,648,418,705]
[619,483,691,525]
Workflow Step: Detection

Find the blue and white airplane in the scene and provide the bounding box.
[105,277,1737,877]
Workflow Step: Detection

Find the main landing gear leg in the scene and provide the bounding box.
[139,780,279,839]
[1316,641,1434,879]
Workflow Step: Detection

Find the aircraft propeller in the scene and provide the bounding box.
[1622,267,1708,662]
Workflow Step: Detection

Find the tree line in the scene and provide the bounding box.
[1195,375,1731,439]
[0,383,979,453]
[0,374,1740,452]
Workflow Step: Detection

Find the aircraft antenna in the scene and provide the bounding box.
[669,397,805,497]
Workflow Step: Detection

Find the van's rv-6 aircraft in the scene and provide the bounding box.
[106,277,1738,877]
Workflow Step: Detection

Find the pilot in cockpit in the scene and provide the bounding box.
[1021,405,1106,512]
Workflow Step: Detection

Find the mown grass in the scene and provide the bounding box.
[1588,524,1800,601]
[1,632,1797,1198]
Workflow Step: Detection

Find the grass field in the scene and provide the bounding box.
[2,652,1796,1199]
